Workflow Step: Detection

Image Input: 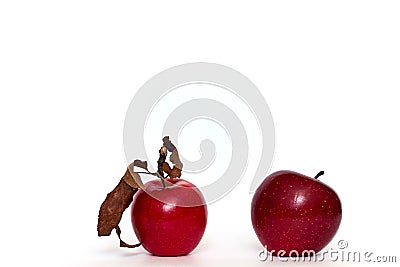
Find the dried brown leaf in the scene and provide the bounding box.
[169,166,182,179]
[170,149,183,170]
[162,163,182,179]
[126,162,144,188]
[123,172,143,189]
[133,159,148,171]
[162,136,183,174]
[157,147,167,177]
[115,226,141,248]
[162,162,172,174]
[162,136,176,152]
[97,172,137,236]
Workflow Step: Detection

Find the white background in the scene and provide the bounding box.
[1,1,399,266]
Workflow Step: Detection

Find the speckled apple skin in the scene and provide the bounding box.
[131,179,207,256]
[251,171,342,256]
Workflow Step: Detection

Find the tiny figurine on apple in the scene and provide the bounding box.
[251,170,342,256]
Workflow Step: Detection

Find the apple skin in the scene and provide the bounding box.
[251,171,342,256]
[131,178,207,256]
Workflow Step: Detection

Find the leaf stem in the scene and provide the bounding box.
[135,171,156,175]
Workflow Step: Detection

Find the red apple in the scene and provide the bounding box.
[131,178,207,256]
[251,171,342,256]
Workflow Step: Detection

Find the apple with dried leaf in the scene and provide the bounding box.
[97,137,207,256]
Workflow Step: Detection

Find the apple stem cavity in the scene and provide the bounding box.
[314,171,325,180]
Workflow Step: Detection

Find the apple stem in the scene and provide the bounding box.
[314,171,325,180]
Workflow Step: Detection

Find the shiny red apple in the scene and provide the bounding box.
[251,170,342,256]
[131,178,207,256]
